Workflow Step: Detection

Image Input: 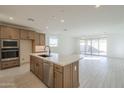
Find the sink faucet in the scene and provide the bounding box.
[44,45,51,56]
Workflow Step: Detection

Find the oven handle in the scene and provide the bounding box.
[1,50,19,52]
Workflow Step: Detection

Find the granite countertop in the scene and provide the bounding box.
[30,53,84,66]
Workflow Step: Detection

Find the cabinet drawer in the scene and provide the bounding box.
[2,60,19,69]
[54,64,63,73]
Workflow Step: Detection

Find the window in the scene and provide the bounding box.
[80,40,85,54]
[80,38,107,56]
[85,40,92,55]
[49,37,58,47]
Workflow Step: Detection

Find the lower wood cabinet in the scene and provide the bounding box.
[30,56,35,72]
[34,60,43,80]
[54,62,79,88]
[30,56,79,88]
[1,60,20,69]
[30,56,43,80]
[54,71,63,88]
[0,62,1,70]
[72,62,79,87]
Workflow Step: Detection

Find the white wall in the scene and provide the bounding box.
[75,32,124,59]
[20,40,32,64]
[107,32,124,59]
[46,34,76,55]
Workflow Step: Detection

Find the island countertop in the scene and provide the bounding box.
[30,53,83,66]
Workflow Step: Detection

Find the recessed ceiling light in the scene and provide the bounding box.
[64,29,68,31]
[27,18,35,22]
[9,17,14,20]
[95,5,100,8]
[60,19,65,23]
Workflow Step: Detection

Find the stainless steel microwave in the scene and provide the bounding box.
[1,40,19,48]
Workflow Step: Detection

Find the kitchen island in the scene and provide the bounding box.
[30,53,83,88]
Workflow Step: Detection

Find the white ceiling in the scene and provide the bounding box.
[0,5,124,37]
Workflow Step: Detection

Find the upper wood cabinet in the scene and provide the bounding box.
[40,33,45,45]
[28,30,35,40]
[20,29,28,39]
[20,29,35,40]
[35,32,45,46]
[35,33,40,45]
[0,26,19,39]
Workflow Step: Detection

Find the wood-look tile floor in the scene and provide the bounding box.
[0,56,124,88]
[0,63,47,88]
[79,56,124,88]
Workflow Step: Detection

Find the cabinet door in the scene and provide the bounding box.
[72,62,79,87]
[20,30,29,39]
[35,33,40,45]
[0,26,19,39]
[28,31,35,40]
[39,33,45,45]
[34,61,39,77]
[0,63,1,70]
[38,62,43,80]
[54,71,63,88]
[0,26,1,38]
[30,56,35,72]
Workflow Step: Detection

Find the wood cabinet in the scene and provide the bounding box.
[0,26,19,39]
[20,29,28,39]
[35,33,40,45]
[30,56,43,80]
[30,55,79,88]
[54,70,63,88]
[0,62,1,70]
[0,26,1,39]
[54,62,79,88]
[28,30,35,40]
[35,32,45,46]
[20,29,35,40]
[30,56,35,73]
[34,60,43,80]
[72,62,79,87]
[1,60,19,69]
[39,33,45,45]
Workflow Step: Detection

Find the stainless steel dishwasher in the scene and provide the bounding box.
[43,60,54,88]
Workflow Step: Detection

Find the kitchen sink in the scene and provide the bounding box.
[39,54,51,57]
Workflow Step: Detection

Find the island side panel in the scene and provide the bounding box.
[72,61,79,88]
[63,64,73,88]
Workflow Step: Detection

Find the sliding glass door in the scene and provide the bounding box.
[92,39,99,55]
[80,38,107,56]
[99,38,107,56]
[80,40,85,54]
[85,40,92,55]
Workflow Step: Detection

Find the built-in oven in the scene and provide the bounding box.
[1,40,19,48]
[1,48,19,61]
